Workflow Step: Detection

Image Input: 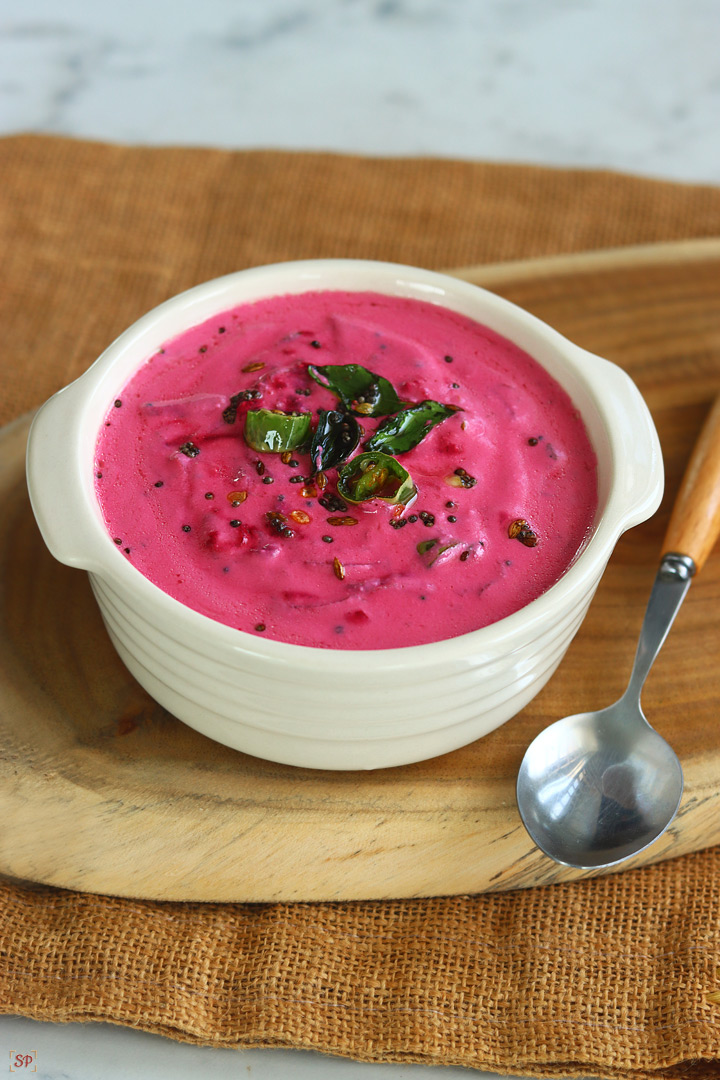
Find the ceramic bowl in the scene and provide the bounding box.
[26,259,663,770]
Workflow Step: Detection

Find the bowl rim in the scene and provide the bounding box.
[27,257,664,671]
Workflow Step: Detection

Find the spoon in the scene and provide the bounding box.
[517,394,720,869]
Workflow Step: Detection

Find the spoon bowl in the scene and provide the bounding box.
[517,702,684,868]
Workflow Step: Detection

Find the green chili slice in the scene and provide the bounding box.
[244,408,312,453]
[416,537,460,566]
[337,452,417,506]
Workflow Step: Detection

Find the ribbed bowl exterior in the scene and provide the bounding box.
[90,571,599,769]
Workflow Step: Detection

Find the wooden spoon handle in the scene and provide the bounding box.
[663,395,720,573]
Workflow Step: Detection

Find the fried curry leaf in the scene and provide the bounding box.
[244,408,312,453]
[307,363,403,417]
[337,452,416,506]
[364,400,460,455]
[309,409,362,475]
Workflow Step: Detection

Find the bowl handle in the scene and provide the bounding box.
[26,384,103,571]
[574,346,664,532]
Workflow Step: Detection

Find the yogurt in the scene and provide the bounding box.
[94,290,598,649]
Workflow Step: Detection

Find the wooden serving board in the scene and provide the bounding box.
[2,239,720,902]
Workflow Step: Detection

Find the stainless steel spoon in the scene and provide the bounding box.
[517,394,720,869]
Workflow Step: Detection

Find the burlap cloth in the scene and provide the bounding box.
[2,134,720,1078]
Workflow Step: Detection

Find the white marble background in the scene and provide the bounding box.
[1,0,719,181]
[1,1,719,1079]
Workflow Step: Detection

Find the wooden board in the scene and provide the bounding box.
[2,239,720,902]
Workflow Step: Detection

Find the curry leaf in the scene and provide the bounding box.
[309,409,362,474]
[308,363,403,417]
[364,400,460,455]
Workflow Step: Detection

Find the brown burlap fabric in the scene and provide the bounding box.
[2,134,720,1078]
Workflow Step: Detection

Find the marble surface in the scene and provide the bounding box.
[0,1016,481,1080]
[1,0,719,182]
[1,1,719,1078]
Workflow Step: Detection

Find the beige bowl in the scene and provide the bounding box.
[26,259,663,769]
